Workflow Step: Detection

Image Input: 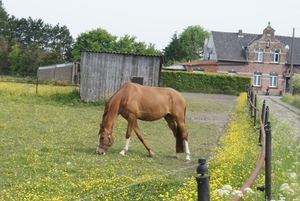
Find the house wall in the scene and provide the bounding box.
[80,52,162,102]
[217,62,286,94]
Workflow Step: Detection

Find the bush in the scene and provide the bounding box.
[161,71,251,95]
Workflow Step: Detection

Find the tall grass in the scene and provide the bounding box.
[281,93,300,109]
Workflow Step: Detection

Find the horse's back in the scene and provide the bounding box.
[117,82,185,120]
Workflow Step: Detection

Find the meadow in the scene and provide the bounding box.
[1,83,299,200]
[0,83,233,200]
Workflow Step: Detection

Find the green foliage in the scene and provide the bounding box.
[0,8,74,72]
[72,28,161,61]
[7,44,25,71]
[292,74,300,93]
[161,71,251,95]
[281,93,300,109]
[163,25,209,66]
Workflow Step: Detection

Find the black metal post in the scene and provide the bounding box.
[259,100,266,144]
[36,76,39,94]
[265,120,272,200]
[253,94,257,126]
[196,158,210,201]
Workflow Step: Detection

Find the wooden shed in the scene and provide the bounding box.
[80,51,162,102]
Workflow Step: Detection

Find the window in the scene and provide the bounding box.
[271,50,279,63]
[255,49,263,62]
[253,73,262,86]
[193,68,204,73]
[228,70,237,75]
[269,73,278,87]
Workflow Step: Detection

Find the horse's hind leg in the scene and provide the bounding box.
[164,115,181,159]
[177,121,191,162]
[133,121,155,157]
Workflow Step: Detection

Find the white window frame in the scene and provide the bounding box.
[269,74,278,87]
[193,68,204,73]
[228,70,237,75]
[255,49,263,62]
[253,73,262,86]
[271,50,279,63]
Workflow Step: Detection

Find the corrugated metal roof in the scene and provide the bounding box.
[38,62,73,70]
[163,65,187,70]
[80,50,162,58]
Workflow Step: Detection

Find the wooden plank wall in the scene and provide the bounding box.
[80,52,161,102]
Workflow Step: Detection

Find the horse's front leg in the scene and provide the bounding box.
[119,138,130,156]
[119,116,135,156]
[133,121,155,157]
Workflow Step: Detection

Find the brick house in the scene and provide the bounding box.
[180,22,300,95]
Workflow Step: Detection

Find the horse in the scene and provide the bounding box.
[96,82,191,162]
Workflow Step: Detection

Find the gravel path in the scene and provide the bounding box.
[257,95,300,139]
[181,93,300,140]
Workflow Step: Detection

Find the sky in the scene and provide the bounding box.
[3,0,300,51]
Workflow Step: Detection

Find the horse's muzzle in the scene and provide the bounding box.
[96,148,106,155]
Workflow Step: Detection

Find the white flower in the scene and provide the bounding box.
[244,187,255,194]
[214,189,230,196]
[232,190,243,197]
[280,183,295,195]
[290,172,297,180]
[222,184,233,191]
[66,161,71,165]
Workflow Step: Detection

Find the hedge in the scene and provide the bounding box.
[161,71,251,95]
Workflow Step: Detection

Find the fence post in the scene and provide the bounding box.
[253,94,257,126]
[259,100,266,144]
[265,120,272,200]
[196,158,210,201]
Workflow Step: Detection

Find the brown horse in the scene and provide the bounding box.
[96,82,191,162]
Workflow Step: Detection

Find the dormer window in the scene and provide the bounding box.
[255,49,263,62]
[271,50,279,63]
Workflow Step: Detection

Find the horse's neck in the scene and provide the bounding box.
[102,99,120,130]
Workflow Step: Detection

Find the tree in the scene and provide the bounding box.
[162,25,209,66]
[292,74,300,93]
[72,28,161,61]
[162,32,183,66]
[7,43,25,71]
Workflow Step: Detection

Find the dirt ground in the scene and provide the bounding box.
[181,92,238,128]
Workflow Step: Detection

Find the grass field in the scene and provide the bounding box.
[0,83,235,200]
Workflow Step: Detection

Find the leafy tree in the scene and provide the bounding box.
[72,28,117,61]
[0,0,9,39]
[72,28,161,61]
[7,43,25,71]
[162,32,183,66]
[292,74,300,93]
[162,25,209,66]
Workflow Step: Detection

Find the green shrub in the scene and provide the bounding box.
[161,71,251,95]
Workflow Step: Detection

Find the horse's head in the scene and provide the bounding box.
[96,124,114,155]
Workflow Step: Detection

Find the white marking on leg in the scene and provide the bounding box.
[173,153,179,159]
[184,140,191,161]
[119,138,130,156]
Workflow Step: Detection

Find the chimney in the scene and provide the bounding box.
[238,29,243,38]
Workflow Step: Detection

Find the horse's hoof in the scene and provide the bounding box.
[173,155,179,159]
[119,151,125,156]
[149,153,155,158]
[185,159,191,163]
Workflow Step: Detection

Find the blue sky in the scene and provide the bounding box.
[3,0,300,50]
